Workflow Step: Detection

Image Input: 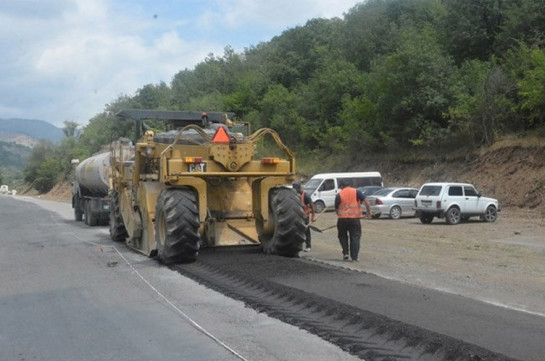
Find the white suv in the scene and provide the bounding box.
[414,183,499,224]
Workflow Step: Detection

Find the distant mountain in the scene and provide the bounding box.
[0,118,64,144]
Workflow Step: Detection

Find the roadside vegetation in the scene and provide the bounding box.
[21,0,545,204]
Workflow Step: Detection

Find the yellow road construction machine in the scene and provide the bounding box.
[109,109,306,263]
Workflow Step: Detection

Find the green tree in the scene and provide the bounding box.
[305,51,364,122]
[63,120,79,138]
[24,141,56,185]
[261,18,343,88]
[257,84,309,146]
[56,136,90,180]
[34,157,61,193]
[342,0,444,71]
[79,95,137,153]
[446,60,514,146]
[222,70,268,117]
[441,0,504,64]
[134,82,172,109]
[364,24,457,147]
[338,94,381,151]
[495,0,545,54]
[517,47,545,127]
[171,47,242,109]
[342,0,399,71]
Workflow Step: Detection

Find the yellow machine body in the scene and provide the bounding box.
[109,110,305,263]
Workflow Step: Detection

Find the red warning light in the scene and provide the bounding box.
[212,126,230,143]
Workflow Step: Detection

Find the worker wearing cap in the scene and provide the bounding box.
[335,179,371,261]
[293,182,316,252]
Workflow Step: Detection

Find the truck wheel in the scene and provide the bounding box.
[83,201,90,226]
[109,190,127,242]
[74,200,83,222]
[155,188,200,264]
[85,201,98,226]
[73,194,84,222]
[75,209,83,222]
[445,207,461,225]
[259,188,306,257]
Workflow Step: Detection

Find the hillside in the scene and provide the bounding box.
[0,118,63,187]
[0,118,63,144]
[378,145,545,210]
[0,140,31,186]
[0,141,31,168]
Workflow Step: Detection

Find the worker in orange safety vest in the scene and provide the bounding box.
[334,178,371,261]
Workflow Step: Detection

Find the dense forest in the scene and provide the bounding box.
[23,0,545,193]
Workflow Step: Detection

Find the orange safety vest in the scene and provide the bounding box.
[337,187,361,219]
[300,192,312,216]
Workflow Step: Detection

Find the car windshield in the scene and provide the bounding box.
[303,179,322,193]
[420,185,442,196]
[373,188,394,196]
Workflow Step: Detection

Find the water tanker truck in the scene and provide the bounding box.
[71,151,111,226]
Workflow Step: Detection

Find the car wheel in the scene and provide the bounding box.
[389,206,402,220]
[419,215,433,224]
[314,201,325,214]
[483,206,497,222]
[445,207,461,225]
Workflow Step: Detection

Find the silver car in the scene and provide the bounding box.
[367,187,419,219]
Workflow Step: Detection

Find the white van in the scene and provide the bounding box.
[303,172,383,212]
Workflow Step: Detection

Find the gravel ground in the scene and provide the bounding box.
[301,207,545,316]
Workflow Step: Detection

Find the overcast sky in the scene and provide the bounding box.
[0,0,361,128]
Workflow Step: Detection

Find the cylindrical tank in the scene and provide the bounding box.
[74,151,111,196]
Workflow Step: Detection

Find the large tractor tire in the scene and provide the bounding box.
[259,188,306,257]
[154,188,200,264]
[109,190,128,242]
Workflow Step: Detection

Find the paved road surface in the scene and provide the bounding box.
[0,195,358,361]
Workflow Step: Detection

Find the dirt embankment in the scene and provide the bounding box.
[29,182,73,203]
[357,144,545,212]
